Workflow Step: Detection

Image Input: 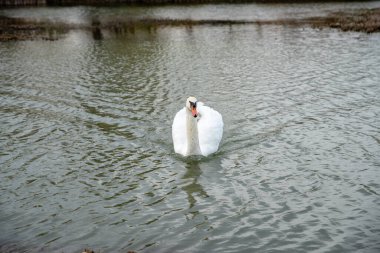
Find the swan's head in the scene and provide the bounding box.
[186,96,198,118]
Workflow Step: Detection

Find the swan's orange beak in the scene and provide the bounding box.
[191,106,198,118]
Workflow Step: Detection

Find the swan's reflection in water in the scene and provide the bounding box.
[181,160,209,219]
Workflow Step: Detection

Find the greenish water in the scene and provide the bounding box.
[1,3,380,253]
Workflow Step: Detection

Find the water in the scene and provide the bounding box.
[1,3,380,253]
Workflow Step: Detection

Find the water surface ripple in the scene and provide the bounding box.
[1,4,380,253]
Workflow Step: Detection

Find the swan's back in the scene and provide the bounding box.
[197,103,223,156]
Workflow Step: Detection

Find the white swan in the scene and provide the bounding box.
[172,97,223,156]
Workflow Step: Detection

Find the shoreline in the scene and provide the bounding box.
[0,0,375,7]
[0,8,379,41]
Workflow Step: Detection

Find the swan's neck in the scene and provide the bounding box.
[186,110,201,156]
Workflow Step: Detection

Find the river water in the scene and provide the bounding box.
[1,3,380,253]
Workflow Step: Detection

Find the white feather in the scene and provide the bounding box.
[172,100,223,157]
[172,107,187,155]
[197,103,223,156]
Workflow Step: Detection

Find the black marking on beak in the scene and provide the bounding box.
[189,101,197,108]
[190,101,198,118]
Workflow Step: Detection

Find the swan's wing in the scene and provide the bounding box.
[197,104,223,156]
[172,107,187,156]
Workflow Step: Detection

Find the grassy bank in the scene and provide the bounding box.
[1,8,379,41]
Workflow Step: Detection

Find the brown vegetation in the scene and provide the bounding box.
[261,8,380,33]
[0,8,379,41]
[0,15,70,41]
[0,0,370,7]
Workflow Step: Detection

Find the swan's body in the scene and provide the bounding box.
[172,97,223,156]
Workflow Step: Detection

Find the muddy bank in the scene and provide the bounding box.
[1,8,379,41]
[318,8,380,32]
[0,0,369,7]
[261,8,380,33]
[0,15,70,41]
